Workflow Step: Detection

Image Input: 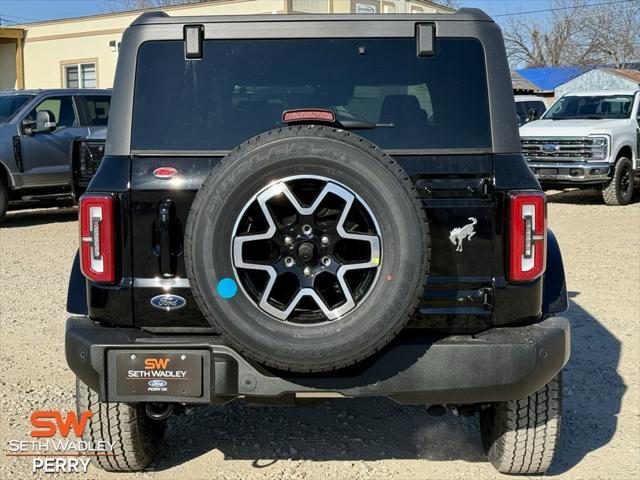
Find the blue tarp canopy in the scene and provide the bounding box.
[516,66,592,91]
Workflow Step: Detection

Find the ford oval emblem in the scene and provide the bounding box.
[153,167,178,179]
[540,144,559,154]
[148,379,168,388]
[150,294,186,311]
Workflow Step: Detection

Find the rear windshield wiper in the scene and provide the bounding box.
[338,120,395,130]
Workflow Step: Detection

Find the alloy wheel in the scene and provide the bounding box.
[231,176,382,324]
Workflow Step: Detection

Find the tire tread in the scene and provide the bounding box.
[76,380,165,472]
[480,373,562,475]
[603,157,633,206]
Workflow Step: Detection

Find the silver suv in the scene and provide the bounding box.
[0,89,111,221]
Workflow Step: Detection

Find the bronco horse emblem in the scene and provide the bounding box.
[449,217,477,252]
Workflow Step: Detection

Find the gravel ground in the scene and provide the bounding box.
[1,189,639,480]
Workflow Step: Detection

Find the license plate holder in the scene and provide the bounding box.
[114,350,203,398]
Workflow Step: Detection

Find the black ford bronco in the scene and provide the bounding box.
[65,9,570,475]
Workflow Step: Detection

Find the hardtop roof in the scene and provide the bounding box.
[130,8,492,27]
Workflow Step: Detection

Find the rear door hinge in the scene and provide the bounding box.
[184,24,203,59]
[481,288,493,309]
[480,178,494,199]
[416,23,435,57]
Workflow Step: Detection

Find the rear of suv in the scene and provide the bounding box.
[65,9,570,475]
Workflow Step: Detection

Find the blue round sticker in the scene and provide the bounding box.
[217,277,238,299]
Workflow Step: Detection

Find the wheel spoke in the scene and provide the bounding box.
[281,181,352,216]
[232,185,278,271]
[262,288,341,320]
[335,192,381,268]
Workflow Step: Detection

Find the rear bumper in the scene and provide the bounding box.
[65,315,570,405]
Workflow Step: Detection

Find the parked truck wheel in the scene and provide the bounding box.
[479,372,562,475]
[76,379,166,472]
[603,157,634,206]
[0,182,7,222]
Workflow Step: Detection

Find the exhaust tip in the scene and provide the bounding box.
[145,402,174,421]
[426,404,447,417]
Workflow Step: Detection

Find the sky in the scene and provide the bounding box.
[0,0,555,25]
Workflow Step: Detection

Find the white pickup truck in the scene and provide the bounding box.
[520,90,639,205]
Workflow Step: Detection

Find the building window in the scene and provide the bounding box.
[289,0,330,12]
[382,2,396,13]
[64,63,96,88]
[354,1,380,13]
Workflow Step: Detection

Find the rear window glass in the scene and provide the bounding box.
[84,95,111,126]
[132,38,491,151]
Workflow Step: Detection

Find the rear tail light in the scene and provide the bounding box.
[79,195,115,283]
[508,192,546,282]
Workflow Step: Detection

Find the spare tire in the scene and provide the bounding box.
[185,126,429,372]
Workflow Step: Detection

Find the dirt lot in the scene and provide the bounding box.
[1,189,639,480]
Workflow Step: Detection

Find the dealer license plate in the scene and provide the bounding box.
[114,351,203,397]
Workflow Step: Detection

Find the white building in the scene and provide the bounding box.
[555,67,640,97]
[1,0,453,90]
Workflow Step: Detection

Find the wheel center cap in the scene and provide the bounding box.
[297,242,315,262]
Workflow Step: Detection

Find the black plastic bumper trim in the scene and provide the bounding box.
[65,316,570,405]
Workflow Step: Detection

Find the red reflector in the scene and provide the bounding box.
[508,192,547,282]
[153,167,177,179]
[282,109,336,124]
[79,195,115,284]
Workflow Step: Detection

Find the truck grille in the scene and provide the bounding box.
[521,137,602,162]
